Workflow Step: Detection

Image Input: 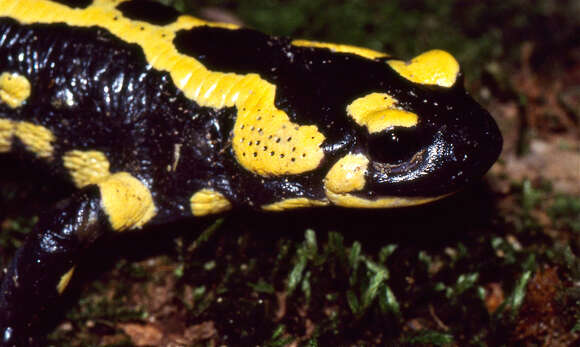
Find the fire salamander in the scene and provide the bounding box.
[0,0,502,344]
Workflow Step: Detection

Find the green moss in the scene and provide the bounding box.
[0,216,35,263]
[403,330,454,345]
[549,195,580,232]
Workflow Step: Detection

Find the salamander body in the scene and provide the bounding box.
[0,0,502,344]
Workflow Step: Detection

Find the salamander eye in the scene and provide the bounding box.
[368,127,425,164]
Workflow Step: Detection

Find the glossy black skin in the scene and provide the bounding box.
[0,2,501,344]
[0,19,502,213]
[117,0,180,25]
[51,0,93,9]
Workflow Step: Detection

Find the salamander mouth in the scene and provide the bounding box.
[370,147,428,178]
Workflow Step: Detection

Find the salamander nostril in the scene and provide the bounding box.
[368,127,427,164]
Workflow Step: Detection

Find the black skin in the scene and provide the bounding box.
[0,3,501,344]
[51,0,93,9]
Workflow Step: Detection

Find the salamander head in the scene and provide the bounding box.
[322,50,502,207]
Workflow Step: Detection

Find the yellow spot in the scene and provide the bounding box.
[2,0,325,177]
[325,190,448,208]
[0,72,31,108]
[0,120,55,157]
[233,104,325,176]
[347,93,418,133]
[14,121,55,158]
[324,153,369,194]
[292,39,389,60]
[56,267,75,295]
[62,150,111,188]
[387,49,459,87]
[190,189,232,216]
[262,198,329,211]
[97,172,156,231]
[0,119,14,152]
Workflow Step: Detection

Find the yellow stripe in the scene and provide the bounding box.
[262,198,329,211]
[325,190,448,208]
[292,39,389,60]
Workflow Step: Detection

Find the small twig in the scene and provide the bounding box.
[429,304,449,331]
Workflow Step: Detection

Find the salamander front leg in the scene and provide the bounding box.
[0,185,107,346]
[0,173,156,346]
